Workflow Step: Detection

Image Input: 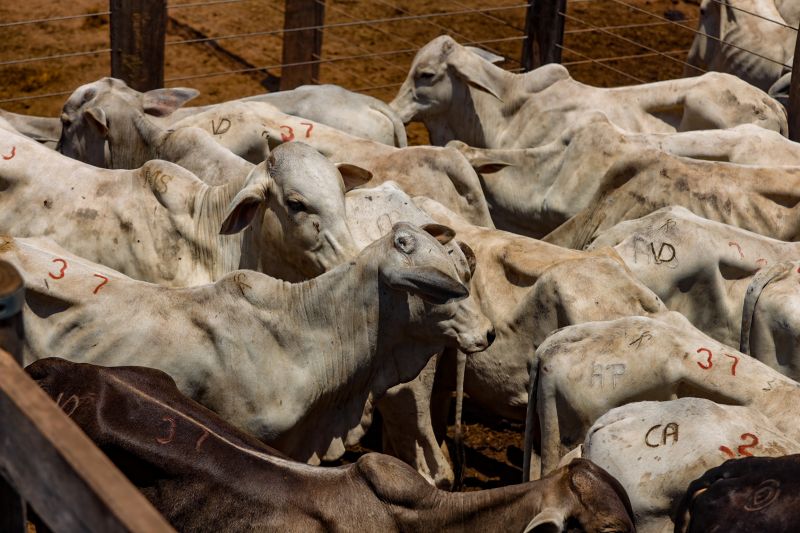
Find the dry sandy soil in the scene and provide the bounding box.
[0,0,700,490]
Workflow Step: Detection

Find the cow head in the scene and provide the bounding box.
[390,35,504,125]
[57,77,198,167]
[525,459,635,533]
[377,222,493,359]
[220,142,370,280]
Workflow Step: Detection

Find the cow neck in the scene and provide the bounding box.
[189,173,250,280]
[225,253,380,406]
[107,111,159,169]
[97,373,338,484]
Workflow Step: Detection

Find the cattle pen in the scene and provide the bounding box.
[2,0,800,530]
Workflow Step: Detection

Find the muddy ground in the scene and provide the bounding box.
[0,0,699,490]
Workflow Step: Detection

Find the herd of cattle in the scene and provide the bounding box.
[4,8,800,530]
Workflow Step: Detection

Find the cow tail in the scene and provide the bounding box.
[452,349,467,491]
[740,261,794,354]
[522,350,540,482]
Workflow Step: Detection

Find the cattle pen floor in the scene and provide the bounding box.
[1,0,700,491]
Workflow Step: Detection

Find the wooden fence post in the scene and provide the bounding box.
[280,0,326,90]
[788,34,800,141]
[0,261,25,533]
[110,0,167,91]
[521,0,567,71]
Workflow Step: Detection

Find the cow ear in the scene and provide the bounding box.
[422,223,455,245]
[472,158,510,174]
[85,106,108,137]
[337,163,372,192]
[220,162,272,235]
[449,46,503,100]
[465,46,504,64]
[522,508,565,533]
[459,241,477,276]
[383,265,468,305]
[143,88,200,117]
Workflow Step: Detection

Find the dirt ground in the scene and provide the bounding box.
[0,0,699,491]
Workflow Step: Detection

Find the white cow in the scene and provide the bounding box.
[527,313,800,479]
[578,398,800,533]
[6,222,494,465]
[0,109,60,148]
[449,115,800,238]
[686,0,795,91]
[588,207,800,365]
[57,78,405,160]
[390,35,787,149]
[0,128,365,286]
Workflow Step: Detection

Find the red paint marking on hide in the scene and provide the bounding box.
[719,445,736,458]
[2,146,16,160]
[300,122,314,138]
[756,258,768,269]
[728,241,744,260]
[280,125,295,142]
[48,258,68,279]
[723,353,739,376]
[92,274,109,294]
[738,433,759,457]
[156,416,176,445]
[195,429,210,451]
[696,348,713,370]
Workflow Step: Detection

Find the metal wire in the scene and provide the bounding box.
[164,4,527,47]
[563,49,693,66]
[707,0,797,31]
[165,36,525,84]
[0,48,111,68]
[565,19,698,35]
[168,0,249,9]
[557,43,647,84]
[0,11,110,29]
[0,89,74,105]
[607,0,792,69]
[352,81,404,93]
[561,10,709,74]
[447,0,525,34]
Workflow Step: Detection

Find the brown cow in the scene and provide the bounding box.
[28,358,636,532]
[675,454,800,533]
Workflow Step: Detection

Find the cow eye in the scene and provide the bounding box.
[287,199,306,213]
[417,71,435,80]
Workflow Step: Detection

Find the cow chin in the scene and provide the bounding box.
[448,309,495,354]
[389,87,420,124]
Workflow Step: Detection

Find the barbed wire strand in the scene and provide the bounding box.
[165,36,524,84]
[168,0,249,10]
[0,48,111,68]
[0,89,73,105]
[606,0,792,69]
[0,11,110,29]
[164,4,527,47]
[448,0,525,33]
[565,18,698,35]
[557,43,647,84]
[561,10,709,74]
[563,48,692,66]
[706,0,797,31]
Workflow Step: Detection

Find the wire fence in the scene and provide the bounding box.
[0,0,797,137]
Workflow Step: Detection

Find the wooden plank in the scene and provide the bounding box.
[280,0,326,90]
[0,349,175,533]
[0,472,26,533]
[521,0,567,71]
[110,0,167,91]
[788,34,800,141]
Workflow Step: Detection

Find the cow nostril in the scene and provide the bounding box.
[486,328,496,346]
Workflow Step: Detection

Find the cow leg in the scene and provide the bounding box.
[538,374,562,478]
[377,354,455,490]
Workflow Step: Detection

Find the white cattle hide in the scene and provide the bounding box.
[529,313,800,479]
[588,207,800,370]
[390,35,787,149]
[0,109,60,147]
[6,222,493,465]
[450,116,800,238]
[580,398,800,533]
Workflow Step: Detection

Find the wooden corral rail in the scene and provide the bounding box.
[0,260,175,533]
